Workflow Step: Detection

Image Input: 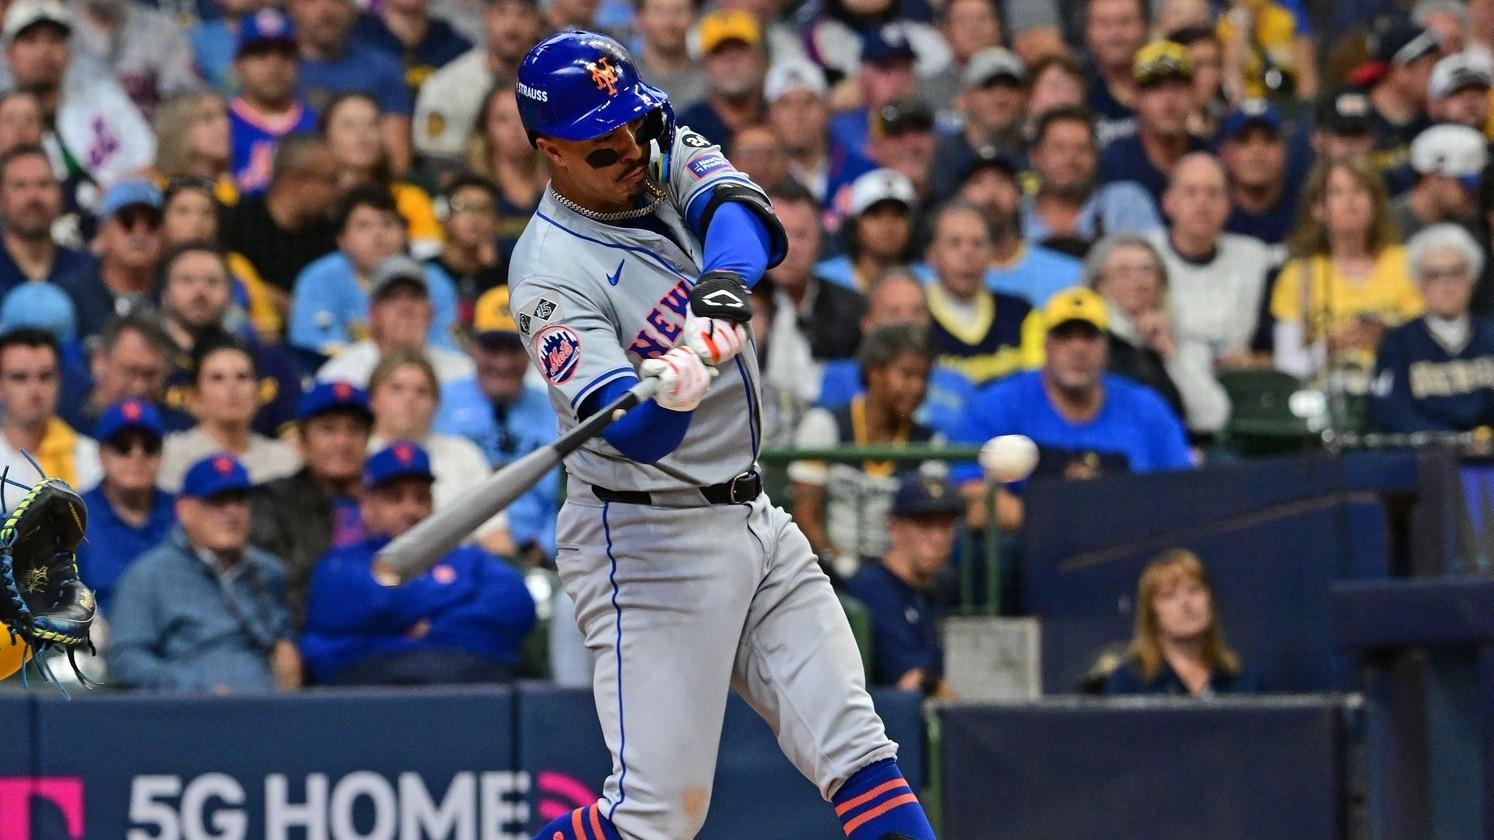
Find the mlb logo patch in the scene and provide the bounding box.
[535,326,582,385]
[688,155,729,178]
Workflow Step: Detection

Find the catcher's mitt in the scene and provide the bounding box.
[0,477,95,666]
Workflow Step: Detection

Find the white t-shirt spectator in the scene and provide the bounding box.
[1148,230,1272,360]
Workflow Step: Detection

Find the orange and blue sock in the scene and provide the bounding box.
[532,804,623,840]
[832,759,936,839]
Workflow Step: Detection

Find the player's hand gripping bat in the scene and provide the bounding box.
[373,274,752,585]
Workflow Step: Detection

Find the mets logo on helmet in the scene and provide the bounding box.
[535,326,582,385]
[586,56,620,96]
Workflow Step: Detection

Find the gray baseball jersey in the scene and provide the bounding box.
[509,127,764,492]
[510,126,897,840]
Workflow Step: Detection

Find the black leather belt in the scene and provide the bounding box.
[592,471,762,506]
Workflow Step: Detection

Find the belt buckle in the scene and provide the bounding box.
[727,471,756,504]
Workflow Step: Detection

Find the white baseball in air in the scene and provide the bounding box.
[979,435,1038,483]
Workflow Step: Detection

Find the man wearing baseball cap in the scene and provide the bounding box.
[1312,88,1378,163]
[868,98,938,202]
[765,59,874,208]
[1428,52,1494,132]
[77,399,175,613]
[828,26,921,159]
[3,0,153,185]
[56,179,163,341]
[953,286,1191,528]
[250,381,374,626]
[845,473,964,694]
[930,47,1028,200]
[229,8,317,196]
[314,253,476,388]
[300,441,536,685]
[435,284,559,562]
[1361,21,1440,166]
[1393,123,1488,237]
[288,189,462,359]
[955,148,1083,308]
[677,10,767,148]
[109,452,301,692]
[1218,99,1299,247]
[814,168,919,292]
[1098,40,1208,205]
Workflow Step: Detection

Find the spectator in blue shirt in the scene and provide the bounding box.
[954,286,1193,530]
[434,285,558,561]
[228,9,319,197]
[57,180,165,342]
[351,0,471,100]
[300,440,536,685]
[77,400,176,613]
[1102,548,1259,696]
[816,168,921,292]
[954,148,1081,307]
[1097,40,1207,207]
[845,473,963,695]
[1020,106,1161,256]
[828,27,920,160]
[289,187,460,358]
[818,268,974,438]
[0,144,94,296]
[108,453,302,693]
[289,0,413,171]
[1219,99,1299,248]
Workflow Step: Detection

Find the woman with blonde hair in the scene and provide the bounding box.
[152,93,237,205]
[364,350,512,554]
[1103,549,1258,695]
[1270,158,1423,382]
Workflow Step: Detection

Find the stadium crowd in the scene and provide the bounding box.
[0,0,1487,695]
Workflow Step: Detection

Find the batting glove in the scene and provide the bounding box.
[640,347,713,411]
[683,313,748,366]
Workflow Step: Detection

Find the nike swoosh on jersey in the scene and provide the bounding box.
[606,259,625,286]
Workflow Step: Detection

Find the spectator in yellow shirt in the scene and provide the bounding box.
[1271,158,1423,382]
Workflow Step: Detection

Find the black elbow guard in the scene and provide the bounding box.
[698,184,789,269]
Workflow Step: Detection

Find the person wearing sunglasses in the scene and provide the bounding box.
[57,180,165,342]
[76,399,176,614]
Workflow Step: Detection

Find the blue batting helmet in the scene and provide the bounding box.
[515,30,674,147]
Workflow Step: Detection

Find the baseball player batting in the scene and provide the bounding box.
[508,30,937,840]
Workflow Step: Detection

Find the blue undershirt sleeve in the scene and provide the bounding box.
[580,376,693,464]
[687,194,772,289]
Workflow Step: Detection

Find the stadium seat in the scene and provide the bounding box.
[838,592,873,682]
[1217,370,1316,454]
